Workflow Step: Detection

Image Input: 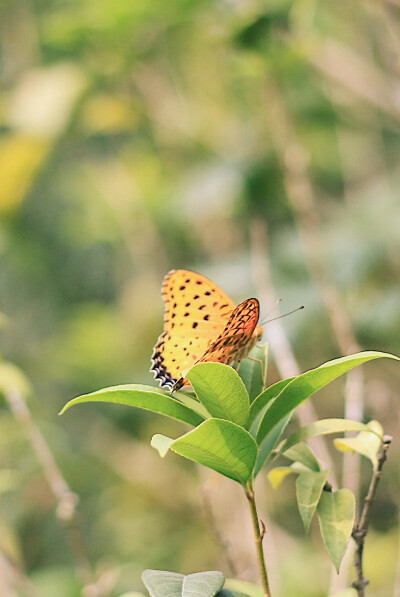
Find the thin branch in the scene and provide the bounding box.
[3,388,108,597]
[0,548,39,597]
[351,435,392,596]
[310,39,400,120]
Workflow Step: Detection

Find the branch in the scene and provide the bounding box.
[3,388,108,597]
[351,435,392,596]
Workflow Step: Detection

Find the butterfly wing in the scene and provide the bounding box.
[198,298,260,366]
[151,269,236,388]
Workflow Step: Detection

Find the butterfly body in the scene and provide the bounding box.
[151,269,262,390]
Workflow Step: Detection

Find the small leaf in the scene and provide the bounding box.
[170,419,257,485]
[268,464,307,489]
[334,420,383,468]
[142,570,184,597]
[60,384,204,427]
[186,363,249,427]
[277,419,378,457]
[237,344,268,402]
[317,489,356,573]
[151,434,174,457]
[182,571,224,597]
[296,469,330,532]
[284,442,321,472]
[257,350,397,443]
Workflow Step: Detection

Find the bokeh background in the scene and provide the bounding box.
[0,1,399,596]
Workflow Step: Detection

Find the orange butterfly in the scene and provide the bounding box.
[151,269,263,390]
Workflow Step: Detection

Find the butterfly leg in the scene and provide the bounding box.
[247,357,265,386]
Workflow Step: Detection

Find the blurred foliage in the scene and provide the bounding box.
[0,0,399,595]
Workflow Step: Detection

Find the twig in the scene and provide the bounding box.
[351,435,392,596]
[0,547,39,597]
[3,388,106,597]
[310,39,400,120]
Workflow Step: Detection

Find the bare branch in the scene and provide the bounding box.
[352,435,392,596]
[3,388,110,597]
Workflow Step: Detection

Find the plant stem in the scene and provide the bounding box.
[245,483,271,597]
[352,434,392,596]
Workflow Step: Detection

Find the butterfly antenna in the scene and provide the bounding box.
[262,305,305,325]
[260,298,282,325]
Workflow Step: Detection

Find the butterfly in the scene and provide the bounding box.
[151,269,263,391]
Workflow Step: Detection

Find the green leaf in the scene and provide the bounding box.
[142,570,184,597]
[151,434,174,457]
[257,352,398,445]
[277,419,379,457]
[248,378,294,431]
[186,363,249,427]
[253,414,291,477]
[317,489,356,573]
[60,384,204,427]
[170,419,257,485]
[334,420,383,468]
[283,442,321,472]
[296,469,330,532]
[182,571,224,597]
[237,344,268,402]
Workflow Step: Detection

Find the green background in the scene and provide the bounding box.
[0,0,399,595]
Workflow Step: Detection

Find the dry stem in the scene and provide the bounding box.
[352,435,392,596]
[4,388,107,597]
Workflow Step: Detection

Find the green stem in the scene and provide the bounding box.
[245,482,271,597]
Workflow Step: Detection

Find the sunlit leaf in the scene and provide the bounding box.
[60,384,204,426]
[257,352,398,445]
[151,434,174,457]
[296,469,330,532]
[170,419,257,485]
[317,489,356,573]
[186,363,249,427]
[268,463,308,489]
[277,419,378,457]
[334,420,383,468]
